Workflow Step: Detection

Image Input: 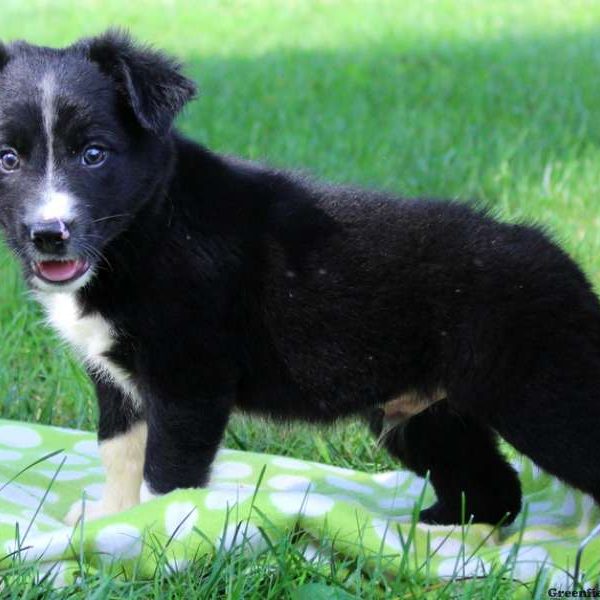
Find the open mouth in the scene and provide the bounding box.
[32,259,90,285]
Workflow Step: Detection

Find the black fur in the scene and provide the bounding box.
[83,30,197,135]
[368,403,523,525]
[2,32,600,525]
[0,43,9,71]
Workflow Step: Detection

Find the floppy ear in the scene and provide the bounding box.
[82,30,197,136]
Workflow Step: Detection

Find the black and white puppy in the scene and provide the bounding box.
[1,31,600,526]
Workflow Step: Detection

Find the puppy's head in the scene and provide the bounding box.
[0,30,196,292]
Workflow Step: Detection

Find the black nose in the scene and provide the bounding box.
[29,219,71,254]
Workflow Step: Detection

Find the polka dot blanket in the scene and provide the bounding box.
[0,419,598,588]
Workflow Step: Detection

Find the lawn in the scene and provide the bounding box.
[0,0,600,597]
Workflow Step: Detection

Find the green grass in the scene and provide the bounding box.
[1,0,600,596]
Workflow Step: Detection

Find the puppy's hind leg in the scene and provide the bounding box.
[65,377,146,525]
[369,401,522,525]
[489,362,600,507]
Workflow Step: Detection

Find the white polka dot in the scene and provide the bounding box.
[530,464,544,480]
[325,476,374,495]
[316,463,355,476]
[23,482,59,503]
[431,537,470,558]
[405,478,429,496]
[271,457,310,471]
[528,500,553,514]
[378,496,416,511]
[579,496,597,523]
[0,449,22,461]
[372,471,411,488]
[437,557,489,578]
[549,571,576,590]
[38,469,88,481]
[38,560,69,587]
[84,483,105,500]
[559,492,577,517]
[54,426,86,436]
[21,510,64,529]
[165,502,198,540]
[269,492,334,517]
[0,482,59,509]
[267,475,313,491]
[372,518,402,550]
[302,542,322,562]
[499,546,550,580]
[87,467,106,475]
[330,493,367,507]
[302,542,331,564]
[521,529,561,543]
[205,485,254,510]
[216,523,264,553]
[522,513,563,527]
[5,528,72,562]
[140,480,160,503]
[164,556,190,573]
[211,462,253,480]
[0,425,41,448]
[95,524,143,561]
[0,513,40,537]
[509,458,522,472]
[46,452,89,466]
[73,440,99,458]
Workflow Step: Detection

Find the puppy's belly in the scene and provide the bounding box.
[382,389,445,427]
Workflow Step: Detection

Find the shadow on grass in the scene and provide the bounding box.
[177,29,600,203]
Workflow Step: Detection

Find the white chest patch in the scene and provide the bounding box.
[37,292,140,406]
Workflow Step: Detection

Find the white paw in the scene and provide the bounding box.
[64,499,113,525]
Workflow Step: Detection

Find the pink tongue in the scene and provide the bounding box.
[37,260,81,282]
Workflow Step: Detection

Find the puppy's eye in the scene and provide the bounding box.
[82,145,108,167]
[0,149,20,172]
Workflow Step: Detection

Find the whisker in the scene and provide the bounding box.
[79,241,114,273]
[89,213,131,225]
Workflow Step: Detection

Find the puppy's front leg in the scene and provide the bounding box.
[142,394,232,496]
[65,377,146,525]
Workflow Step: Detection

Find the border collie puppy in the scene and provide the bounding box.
[1,31,600,526]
